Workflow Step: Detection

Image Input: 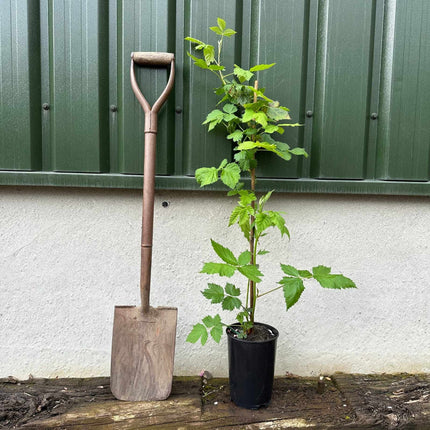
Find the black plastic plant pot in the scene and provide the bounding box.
[226,322,279,409]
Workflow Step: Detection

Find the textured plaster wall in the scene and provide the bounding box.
[0,186,429,379]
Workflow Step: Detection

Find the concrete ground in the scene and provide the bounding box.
[1,374,429,429]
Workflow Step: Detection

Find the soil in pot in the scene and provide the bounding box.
[226,322,279,409]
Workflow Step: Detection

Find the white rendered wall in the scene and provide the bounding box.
[0,186,429,379]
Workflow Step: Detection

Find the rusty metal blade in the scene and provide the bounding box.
[110,306,178,401]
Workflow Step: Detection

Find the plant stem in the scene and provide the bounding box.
[248,80,259,325]
[257,285,283,298]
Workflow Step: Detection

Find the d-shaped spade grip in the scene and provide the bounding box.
[132,51,174,66]
[130,52,175,313]
[130,52,175,133]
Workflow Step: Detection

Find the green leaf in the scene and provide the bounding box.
[223,113,238,122]
[267,105,291,121]
[208,64,225,71]
[280,277,305,310]
[222,296,242,311]
[268,211,290,238]
[237,265,263,283]
[234,150,254,171]
[238,141,276,152]
[203,109,224,125]
[227,130,243,142]
[238,251,251,266]
[312,266,357,289]
[233,65,253,83]
[250,63,276,72]
[203,314,221,327]
[211,239,238,265]
[281,264,300,277]
[217,17,226,31]
[195,167,218,187]
[202,283,224,303]
[298,270,312,278]
[225,283,241,296]
[185,37,205,45]
[186,323,208,345]
[220,162,241,189]
[210,325,223,343]
[238,190,257,206]
[255,212,272,234]
[290,147,308,157]
[312,265,331,276]
[259,190,274,208]
[278,122,302,127]
[201,262,236,277]
[203,45,215,65]
[218,159,228,169]
[209,26,223,35]
[258,250,269,255]
[223,28,236,37]
[223,104,238,114]
[264,124,280,134]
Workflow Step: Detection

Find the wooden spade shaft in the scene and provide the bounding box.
[130,52,175,312]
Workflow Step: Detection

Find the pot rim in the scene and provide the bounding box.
[226,321,279,344]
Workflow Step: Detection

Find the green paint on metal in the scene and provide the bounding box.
[0,0,42,170]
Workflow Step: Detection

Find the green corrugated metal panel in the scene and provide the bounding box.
[0,0,429,194]
[49,0,109,173]
[377,0,430,181]
[255,0,308,179]
[118,0,175,175]
[311,0,375,180]
[182,0,240,175]
[0,0,41,170]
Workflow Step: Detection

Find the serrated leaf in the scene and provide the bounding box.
[218,159,228,169]
[185,37,205,45]
[225,283,241,296]
[255,212,272,234]
[208,64,225,71]
[237,265,263,283]
[290,147,308,157]
[210,325,223,343]
[223,113,238,122]
[223,104,238,114]
[222,296,242,311]
[203,109,224,125]
[203,45,215,65]
[209,26,223,35]
[234,150,254,171]
[250,63,276,72]
[233,65,253,83]
[267,105,291,121]
[259,190,274,208]
[258,250,270,255]
[238,190,257,206]
[220,162,241,189]
[281,264,300,277]
[268,211,290,238]
[223,28,236,37]
[264,124,280,134]
[186,323,208,345]
[211,239,238,265]
[195,167,218,187]
[227,130,243,142]
[201,262,236,277]
[314,273,357,289]
[298,270,312,278]
[312,265,331,276]
[202,283,224,303]
[203,314,221,327]
[280,277,305,310]
[217,17,226,31]
[238,251,251,266]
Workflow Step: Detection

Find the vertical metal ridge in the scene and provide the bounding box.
[376,0,396,179]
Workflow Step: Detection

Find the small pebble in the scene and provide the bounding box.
[214,401,218,405]
[97,386,104,389]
